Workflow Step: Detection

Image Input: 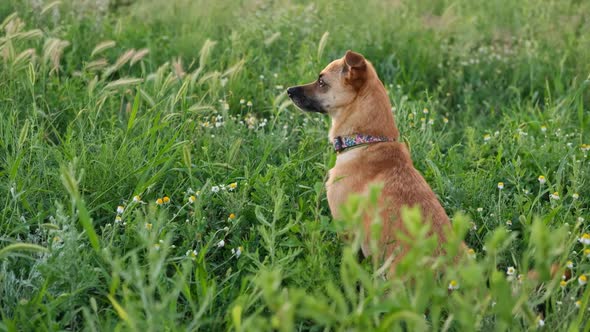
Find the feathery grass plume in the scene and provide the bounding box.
[0,243,48,259]
[317,31,329,61]
[42,38,70,75]
[222,59,245,79]
[130,48,149,65]
[172,57,186,79]
[264,32,281,46]
[84,58,108,72]
[87,75,98,97]
[199,39,216,68]
[91,40,116,58]
[104,77,143,90]
[40,1,62,16]
[1,13,18,30]
[3,16,24,36]
[12,48,36,68]
[103,49,136,77]
[13,29,43,42]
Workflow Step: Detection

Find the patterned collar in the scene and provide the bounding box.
[332,134,396,153]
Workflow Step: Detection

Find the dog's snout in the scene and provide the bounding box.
[287,86,300,98]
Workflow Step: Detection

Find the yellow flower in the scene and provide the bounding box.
[188,195,196,203]
[584,248,590,258]
[483,134,491,142]
[537,175,546,184]
[116,206,124,214]
[572,193,579,199]
[133,195,141,203]
[145,223,153,231]
[560,280,567,289]
[575,300,582,308]
[229,213,236,220]
[566,261,574,269]
[497,182,504,190]
[578,275,587,286]
[115,215,122,224]
[549,192,560,200]
[579,233,590,245]
[228,182,238,191]
[163,196,170,204]
[467,248,476,259]
[156,198,163,205]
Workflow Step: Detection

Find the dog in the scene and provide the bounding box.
[287,50,455,273]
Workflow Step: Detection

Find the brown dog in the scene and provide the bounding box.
[287,50,454,272]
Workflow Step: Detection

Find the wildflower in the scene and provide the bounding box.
[229,213,236,220]
[186,249,198,259]
[211,186,220,193]
[163,196,170,204]
[116,206,124,214]
[476,207,483,213]
[566,261,574,269]
[188,195,196,203]
[560,280,567,289]
[584,248,590,258]
[228,182,238,191]
[579,233,590,245]
[470,222,478,231]
[156,198,163,205]
[483,134,491,142]
[52,236,62,243]
[518,274,524,283]
[575,300,582,308]
[145,223,152,231]
[275,85,284,90]
[240,99,245,104]
[443,117,449,124]
[540,125,547,133]
[223,226,229,232]
[538,175,546,184]
[220,184,227,191]
[497,182,504,190]
[133,195,141,203]
[154,243,160,250]
[423,108,429,114]
[115,215,122,224]
[467,248,476,259]
[550,192,560,200]
[217,239,225,248]
[580,144,590,152]
[578,275,587,286]
[572,193,579,200]
[578,217,585,223]
[448,280,459,290]
[507,266,516,276]
[536,316,545,328]
[247,101,253,107]
[231,246,243,258]
[506,220,512,227]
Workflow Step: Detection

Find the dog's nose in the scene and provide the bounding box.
[287,87,296,97]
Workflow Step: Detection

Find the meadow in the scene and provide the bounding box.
[1,0,589,330]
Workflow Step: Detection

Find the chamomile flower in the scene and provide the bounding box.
[506,220,512,227]
[163,196,170,204]
[133,195,141,203]
[228,182,238,191]
[497,182,504,190]
[231,246,243,258]
[228,213,236,220]
[538,175,546,184]
[507,266,516,276]
[476,207,483,213]
[575,300,582,308]
[579,233,590,245]
[540,125,547,133]
[247,101,253,107]
[115,215,122,224]
[156,198,163,205]
[239,98,245,104]
[188,195,196,203]
[448,280,459,290]
[423,108,429,114]
[154,243,160,250]
[211,186,220,193]
[584,248,590,258]
[578,275,587,286]
[467,248,476,259]
[116,206,124,214]
[549,192,560,200]
[217,239,225,248]
[566,261,574,269]
[186,249,198,260]
[572,193,579,200]
[443,117,449,124]
[560,280,567,289]
[483,134,491,142]
[145,223,153,231]
[536,316,545,328]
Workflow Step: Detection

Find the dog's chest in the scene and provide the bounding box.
[326,148,367,216]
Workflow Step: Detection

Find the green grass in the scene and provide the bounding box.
[1,0,589,330]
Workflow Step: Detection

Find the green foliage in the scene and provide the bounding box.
[1,0,589,330]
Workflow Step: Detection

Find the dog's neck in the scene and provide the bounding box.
[328,79,399,142]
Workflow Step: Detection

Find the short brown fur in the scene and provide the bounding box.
[287,50,454,273]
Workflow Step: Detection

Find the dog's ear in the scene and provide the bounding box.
[343,50,367,89]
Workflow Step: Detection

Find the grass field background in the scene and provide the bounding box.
[1,0,589,330]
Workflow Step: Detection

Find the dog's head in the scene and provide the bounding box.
[287,50,371,115]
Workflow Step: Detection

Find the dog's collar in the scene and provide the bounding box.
[332,134,396,153]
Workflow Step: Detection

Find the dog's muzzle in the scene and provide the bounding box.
[286,86,326,114]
